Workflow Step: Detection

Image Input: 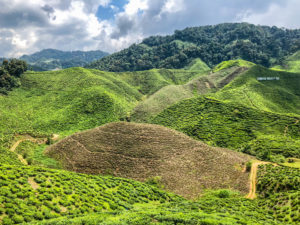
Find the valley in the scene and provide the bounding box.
[0,22,299,225]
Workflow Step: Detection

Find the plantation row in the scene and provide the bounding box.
[0,165,180,224]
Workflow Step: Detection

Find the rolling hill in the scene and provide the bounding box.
[151,97,300,162]
[87,23,300,72]
[46,122,252,198]
[131,63,249,122]
[213,65,300,116]
[273,50,300,73]
[20,49,109,71]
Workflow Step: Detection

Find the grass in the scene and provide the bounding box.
[131,66,248,122]
[273,50,300,73]
[212,59,255,72]
[281,158,300,168]
[185,58,211,71]
[213,65,300,116]
[151,96,300,161]
[115,68,205,95]
[15,141,61,169]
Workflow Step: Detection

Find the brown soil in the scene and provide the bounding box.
[246,161,269,199]
[28,177,39,190]
[46,122,252,199]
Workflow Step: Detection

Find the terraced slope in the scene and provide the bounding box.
[114,68,206,95]
[131,66,248,122]
[257,165,300,224]
[213,65,300,116]
[46,122,251,198]
[0,165,180,224]
[151,97,300,161]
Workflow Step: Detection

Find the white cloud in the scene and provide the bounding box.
[0,0,299,58]
[239,0,300,28]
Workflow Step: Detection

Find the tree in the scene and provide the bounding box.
[0,59,27,94]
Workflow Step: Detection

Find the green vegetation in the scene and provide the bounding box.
[0,59,27,94]
[213,65,300,116]
[212,59,255,72]
[273,50,300,73]
[151,97,300,161]
[257,165,300,224]
[185,58,211,71]
[15,141,61,169]
[282,158,300,168]
[115,68,203,95]
[131,67,247,122]
[20,49,108,71]
[0,164,180,224]
[87,23,300,71]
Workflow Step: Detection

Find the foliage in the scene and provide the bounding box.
[0,59,27,94]
[0,164,181,224]
[15,141,61,169]
[212,59,255,72]
[273,50,300,73]
[256,165,300,224]
[213,65,300,116]
[131,67,247,122]
[151,97,300,160]
[20,49,109,71]
[87,23,300,71]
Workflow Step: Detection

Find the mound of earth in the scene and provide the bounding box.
[46,122,252,198]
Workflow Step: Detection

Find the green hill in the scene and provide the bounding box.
[0,164,180,224]
[131,66,248,122]
[213,59,255,72]
[213,65,300,116]
[87,23,300,72]
[0,67,142,164]
[151,97,300,162]
[273,50,300,73]
[114,68,204,95]
[20,49,109,71]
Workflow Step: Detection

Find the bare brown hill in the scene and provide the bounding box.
[46,122,252,198]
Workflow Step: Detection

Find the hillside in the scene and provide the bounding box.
[87,23,300,72]
[0,164,180,224]
[20,49,108,71]
[114,68,207,95]
[131,65,249,122]
[151,97,300,162]
[46,122,251,198]
[213,65,300,116]
[273,50,300,73]
[0,67,142,164]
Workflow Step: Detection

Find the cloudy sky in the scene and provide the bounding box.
[1,0,300,57]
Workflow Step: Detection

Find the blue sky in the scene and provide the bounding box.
[96,0,127,20]
[0,0,300,57]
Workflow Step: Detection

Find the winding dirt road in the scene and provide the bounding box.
[9,135,49,165]
[246,161,269,199]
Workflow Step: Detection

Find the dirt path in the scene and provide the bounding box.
[246,161,269,199]
[9,135,48,165]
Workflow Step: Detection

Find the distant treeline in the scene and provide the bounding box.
[87,23,300,72]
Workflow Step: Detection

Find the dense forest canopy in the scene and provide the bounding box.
[87,23,300,72]
[0,59,27,94]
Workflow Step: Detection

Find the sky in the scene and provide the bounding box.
[0,0,300,57]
